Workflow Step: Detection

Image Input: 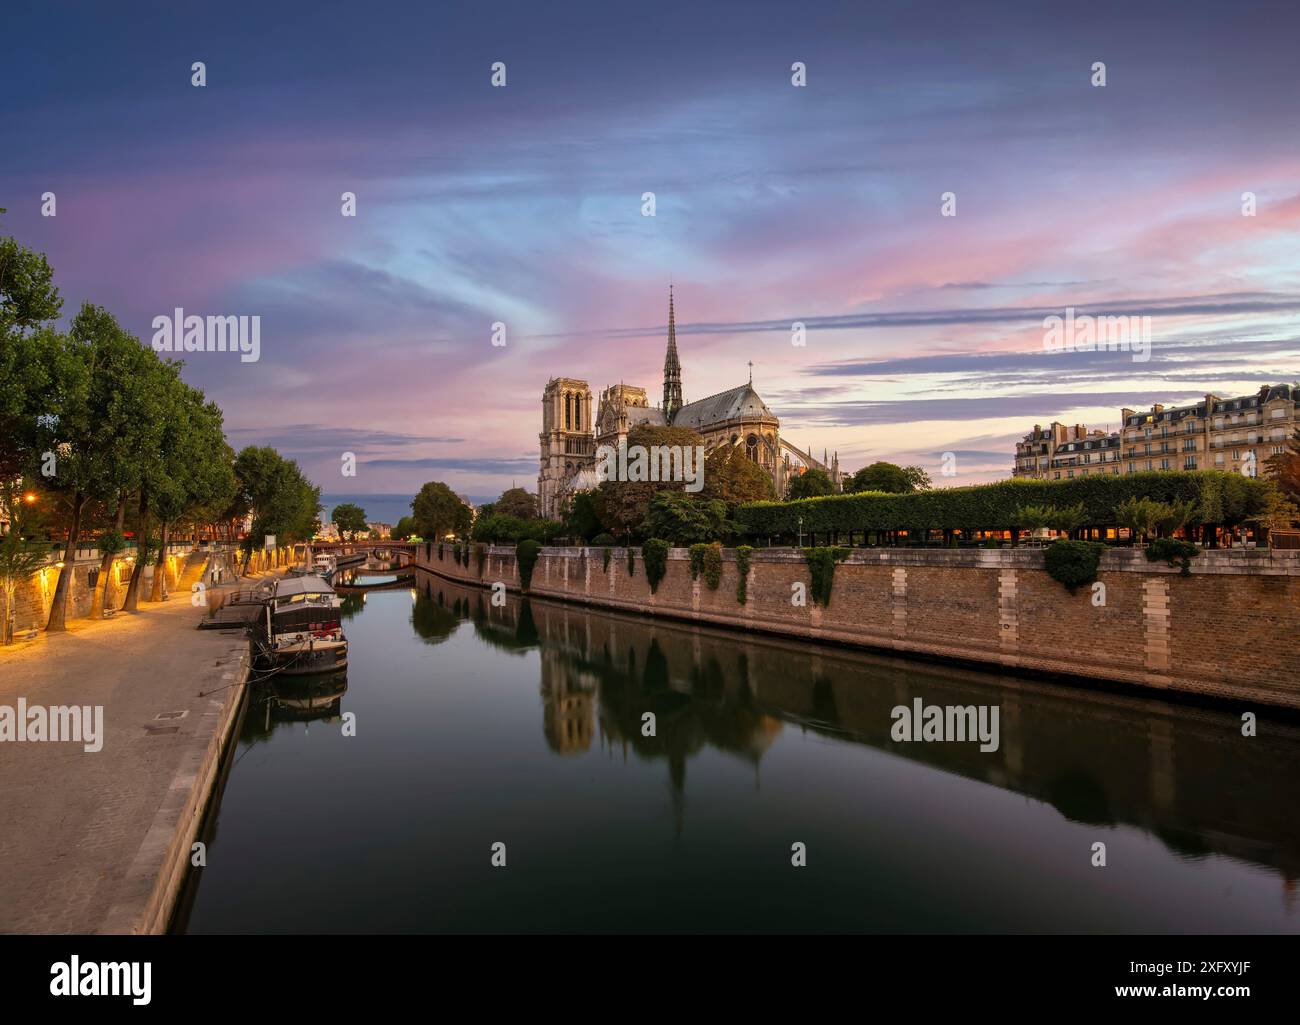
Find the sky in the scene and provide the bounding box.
[3,0,1299,506]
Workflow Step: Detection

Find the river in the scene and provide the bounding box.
[177,569,1300,933]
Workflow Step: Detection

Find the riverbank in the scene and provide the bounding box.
[0,581,257,933]
[414,543,1300,711]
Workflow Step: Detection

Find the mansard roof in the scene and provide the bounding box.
[672,384,776,430]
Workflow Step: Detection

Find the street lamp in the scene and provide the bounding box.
[797,514,804,549]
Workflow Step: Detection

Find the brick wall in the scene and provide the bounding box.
[416,544,1300,710]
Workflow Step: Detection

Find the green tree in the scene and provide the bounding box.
[230,446,321,575]
[331,502,369,540]
[412,481,472,539]
[563,489,603,540]
[392,515,419,540]
[0,482,50,644]
[903,465,933,491]
[847,462,910,494]
[644,491,729,545]
[702,444,776,510]
[596,424,706,538]
[495,487,538,520]
[786,467,834,500]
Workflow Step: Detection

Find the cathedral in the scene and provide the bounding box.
[538,289,843,519]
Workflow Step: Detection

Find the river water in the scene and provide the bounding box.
[178,569,1300,933]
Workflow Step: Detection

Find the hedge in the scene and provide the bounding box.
[642,539,670,592]
[736,471,1269,537]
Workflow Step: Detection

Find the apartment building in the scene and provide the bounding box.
[1013,383,1297,480]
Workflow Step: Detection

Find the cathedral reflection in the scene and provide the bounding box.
[413,570,1300,881]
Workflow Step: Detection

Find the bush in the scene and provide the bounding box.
[626,546,635,577]
[475,543,486,576]
[592,533,615,546]
[1044,540,1105,593]
[735,545,753,604]
[804,546,850,607]
[437,542,444,561]
[688,542,722,589]
[642,538,670,592]
[1145,538,1200,576]
[737,471,1270,538]
[602,547,612,573]
[516,539,542,591]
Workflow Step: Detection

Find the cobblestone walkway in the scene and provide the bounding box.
[0,585,255,933]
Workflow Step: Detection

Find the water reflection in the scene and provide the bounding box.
[244,669,350,740]
[416,572,1300,883]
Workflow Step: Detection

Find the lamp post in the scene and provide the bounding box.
[797,514,804,549]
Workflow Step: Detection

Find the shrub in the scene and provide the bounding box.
[516,539,542,591]
[1145,537,1200,576]
[438,543,444,561]
[592,533,615,546]
[602,547,612,573]
[689,542,722,588]
[475,543,486,576]
[688,543,706,581]
[642,538,670,592]
[804,546,850,606]
[735,545,753,604]
[1044,540,1106,593]
[737,471,1269,538]
[626,546,635,577]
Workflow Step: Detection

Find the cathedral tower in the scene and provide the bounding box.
[537,377,594,519]
[662,286,683,419]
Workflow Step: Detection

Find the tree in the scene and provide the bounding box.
[0,482,49,644]
[0,217,64,483]
[563,489,603,540]
[230,446,321,575]
[903,465,933,491]
[412,481,472,539]
[847,462,911,494]
[644,492,729,545]
[392,515,419,540]
[596,424,706,539]
[786,467,834,500]
[331,502,369,540]
[41,304,170,628]
[495,487,538,520]
[1266,427,1300,507]
[702,444,776,510]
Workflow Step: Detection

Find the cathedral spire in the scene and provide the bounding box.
[663,285,683,419]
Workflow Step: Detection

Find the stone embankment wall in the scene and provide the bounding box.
[6,545,211,635]
[414,543,1300,710]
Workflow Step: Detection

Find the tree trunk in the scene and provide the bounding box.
[150,520,171,601]
[46,493,86,632]
[123,494,150,612]
[90,495,127,619]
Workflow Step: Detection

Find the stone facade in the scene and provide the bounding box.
[1015,383,1299,480]
[4,546,210,637]
[414,542,1300,710]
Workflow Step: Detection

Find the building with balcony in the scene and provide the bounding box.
[1013,383,1297,480]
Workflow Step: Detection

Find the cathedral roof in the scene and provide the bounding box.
[623,404,666,428]
[672,384,776,430]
